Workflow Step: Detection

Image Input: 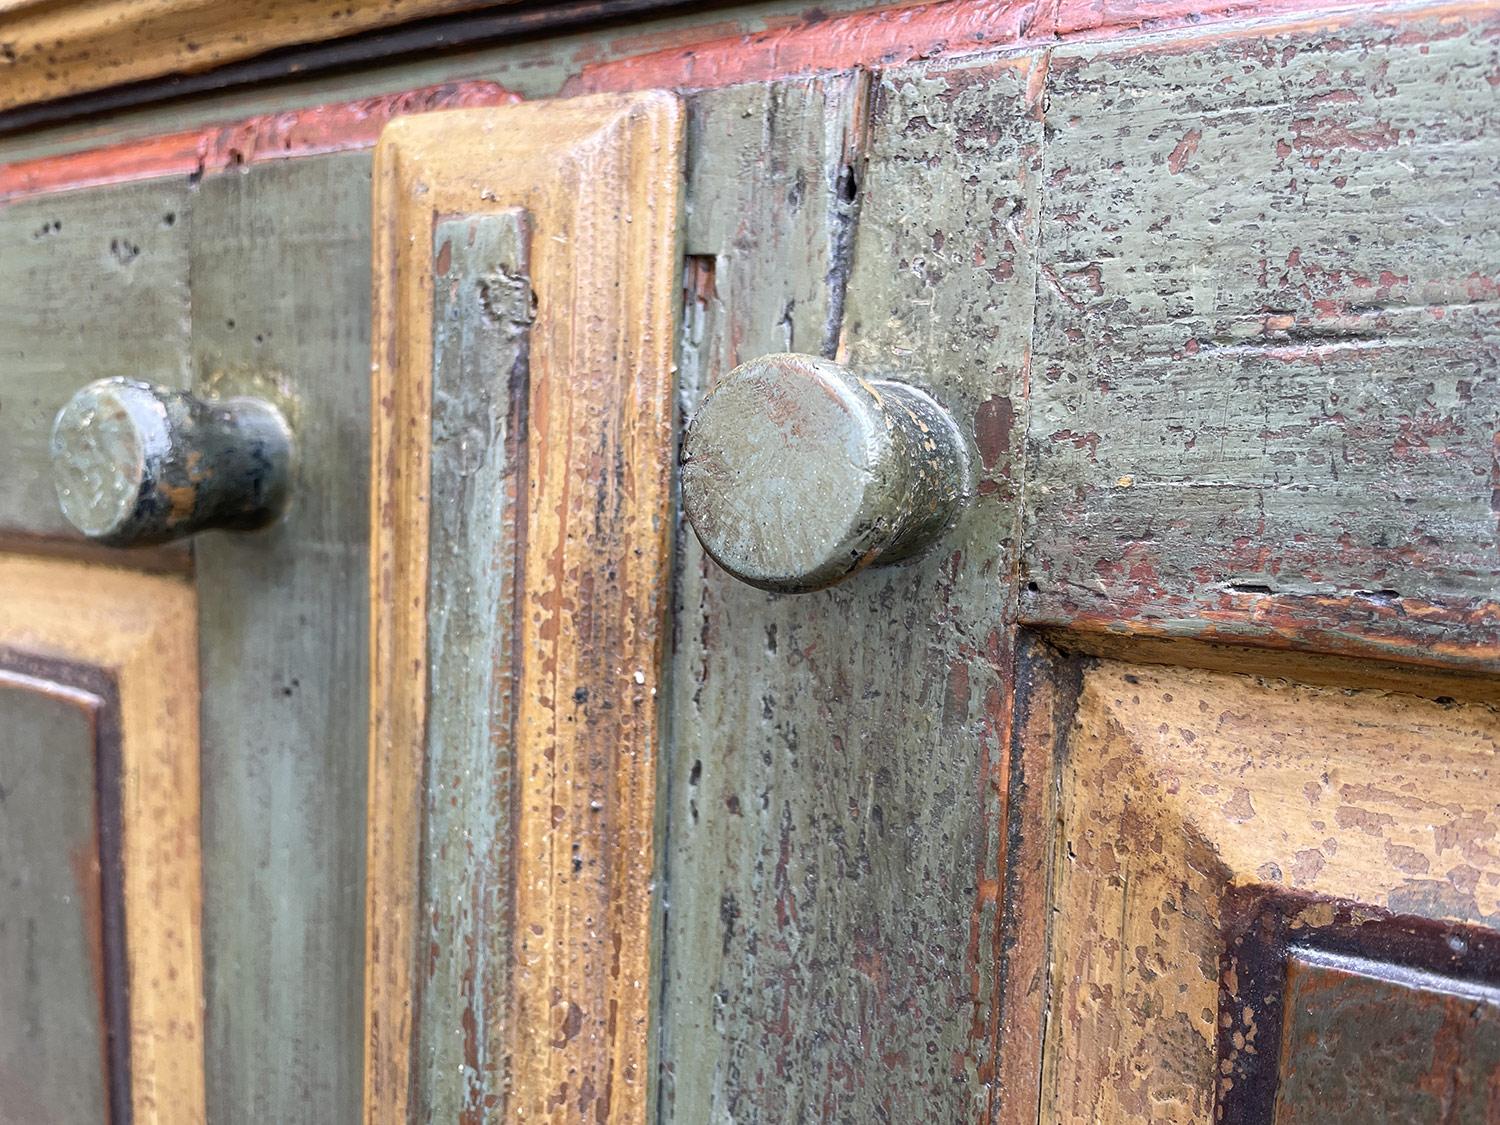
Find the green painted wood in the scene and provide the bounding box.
[190,153,373,1125]
[415,211,531,1122]
[1275,950,1500,1123]
[658,60,1039,1121]
[0,674,115,1124]
[0,181,190,540]
[658,71,869,1121]
[1022,12,1500,653]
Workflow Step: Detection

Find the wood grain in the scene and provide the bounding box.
[366,94,682,1123]
[1040,656,1500,1121]
[191,154,374,1124]
[0,0,512,114]
[413,210,530,1121]
[1021,6,1500,668]
[658,56,1042,1120]
[0,553,203,1125]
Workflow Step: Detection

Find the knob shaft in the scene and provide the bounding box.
[51,378,293,547]
[681,353,970,593]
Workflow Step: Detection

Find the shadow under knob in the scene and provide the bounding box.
[681,353,971,594]
[51,377,293,547]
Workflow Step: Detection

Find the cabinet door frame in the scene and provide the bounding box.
[0,554,204,1125]
[364,93,683,1123]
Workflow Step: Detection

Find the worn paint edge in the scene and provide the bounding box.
[565,0,1451,94]
[364,94,684,1124]
[5,0,1488,208]
[0,80,518,205]
[1029,592,1500,674]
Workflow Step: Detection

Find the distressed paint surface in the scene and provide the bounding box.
[1042,656,1500,1120]
[50,377,292,546]
[415,211,531,1123]
[1021,9,1500,665]
[366,95,682,1124]
[660,55,1040,1120]
[658,71,868,1121]
[1276,952,1500,1123]
[1212,885,1500,1122]
[0,180,190,541]
[0,8,1494,1125]
[0,81,517,205]
[192,154,373,1125]
[0,0,524,113]
[0,555,204,1125]
[0,673,116,1125]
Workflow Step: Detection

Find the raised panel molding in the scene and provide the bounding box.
[1036,654,1500,1122]
[0,553,204,1125]
[364,93,683,1123]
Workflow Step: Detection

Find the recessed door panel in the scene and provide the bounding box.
[0,668,119,1125]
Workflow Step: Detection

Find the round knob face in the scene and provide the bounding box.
[51,378,292,547]
[681,353,970,593]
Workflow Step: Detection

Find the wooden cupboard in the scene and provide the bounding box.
[0,1,1495,1121]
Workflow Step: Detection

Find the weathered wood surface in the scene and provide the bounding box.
[191,154,372,1124]
[1039,654,1500,1121]
[1020,9,1500,667]
[0,81,516,206]
[0,554,203,1125]
[0,668,116,1125]
[659,57,1040,1121]
[658,72,871,1121]
[663,10,1500,1121]
[412,211,531,1122]
[0,0,527,113]
[365,95,682,1123]
[0,179,190,541]
[1275,947,1500,1123]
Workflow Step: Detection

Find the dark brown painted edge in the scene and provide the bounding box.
[0,648,131,1125]
[1216,884,1500,1124]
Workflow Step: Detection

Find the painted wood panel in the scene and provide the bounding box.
[411,210,530,1122]
[661,8,1498,1120]
[0,554,203,1125]
[1037,654,1500,1121]
[657,72,873,1122]
[0,668,118,1125]
[1021,7,1500,666]
[660,54,1042,1119]
[0,0,516,113]
[190,153,374,1125]
[0,179,190,542]
[1275,949,1500,1122]
[365,94,682,1123]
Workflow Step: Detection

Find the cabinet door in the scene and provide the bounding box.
[1021,13,1499,1121]
[0,155,373,1122]
[650,6,1499,1124]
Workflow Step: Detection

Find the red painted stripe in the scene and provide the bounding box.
[0,80,518,204]
[565,0,1411,95]
[4,0,1488,203]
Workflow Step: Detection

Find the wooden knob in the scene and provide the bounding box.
[51,378,293,546]
[680,353,970,593]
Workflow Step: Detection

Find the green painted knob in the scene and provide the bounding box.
[680,353,971,593]
[51,378,293,547]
